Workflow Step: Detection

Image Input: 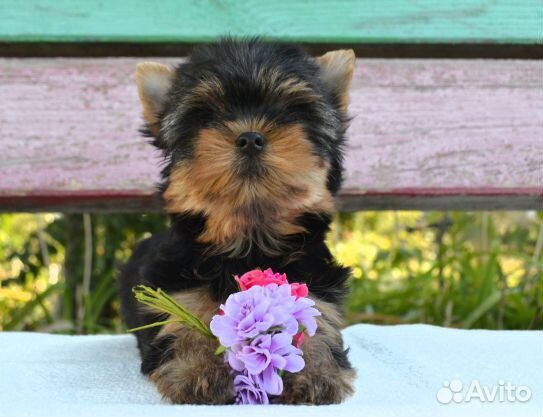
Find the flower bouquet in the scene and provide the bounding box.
[130,268,321,404]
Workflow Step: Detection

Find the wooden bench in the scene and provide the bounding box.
[1,1,542,212]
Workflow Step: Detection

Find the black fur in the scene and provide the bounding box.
[119,38,352,380]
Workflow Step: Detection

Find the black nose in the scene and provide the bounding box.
[236,132,266,154]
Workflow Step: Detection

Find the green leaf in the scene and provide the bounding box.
[463,291,502,328]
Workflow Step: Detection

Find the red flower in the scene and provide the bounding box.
[234,268,288,290]
[290,283,309,299]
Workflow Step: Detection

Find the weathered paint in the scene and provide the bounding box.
[0,1,542,44]
[0,58,542,211]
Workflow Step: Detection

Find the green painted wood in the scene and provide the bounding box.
[0,0,541,44]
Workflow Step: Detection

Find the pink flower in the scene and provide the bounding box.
[293,331,305,348]
[234,269,309,301]
[234,268,288,291]
[290,283,308,299]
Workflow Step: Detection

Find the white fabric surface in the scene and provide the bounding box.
[0,324,541,417]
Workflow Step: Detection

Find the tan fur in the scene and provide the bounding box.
[250,68,318,107]
[315,49,356,111]
[158,289,221,335]
[149,330,234,404]
[276,77,320,105]
[163,121,334,257]
[136,62,175,136]
[189,76,226,111]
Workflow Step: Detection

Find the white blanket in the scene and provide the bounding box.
[0,324,541,417]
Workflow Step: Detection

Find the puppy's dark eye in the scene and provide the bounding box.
[182,105,216,128]
[274,113,297,125]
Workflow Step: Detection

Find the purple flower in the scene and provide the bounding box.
[209,279,322,403]
[253,364,283,395]
[234,373,269,405]
[227,333,305,375]
[210,284,320,348]
[210,285,291,346]
[210,285,274,346]
[291,297,321,336]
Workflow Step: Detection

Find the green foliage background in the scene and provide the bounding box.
[0,212,541,333]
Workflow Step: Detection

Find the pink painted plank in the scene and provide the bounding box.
[0,58,542,211]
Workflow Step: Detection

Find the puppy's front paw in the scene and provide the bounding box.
[149,336,235,404]
[274,302,356,405]
[278,367,355,405]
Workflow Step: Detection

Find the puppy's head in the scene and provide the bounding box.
[136,38,355,256]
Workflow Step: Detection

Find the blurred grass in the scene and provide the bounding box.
[329,212,543,329]
[0,211,541,333]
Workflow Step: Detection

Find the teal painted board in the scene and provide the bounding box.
[0,0,541,44]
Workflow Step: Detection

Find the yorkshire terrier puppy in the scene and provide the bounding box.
[119,38,356,404]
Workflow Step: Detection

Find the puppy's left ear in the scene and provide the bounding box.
[136,62,175,136]
[315,49,356,111]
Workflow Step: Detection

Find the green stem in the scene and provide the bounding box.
[215,345,227,355]
[128,319,179,332]
[132,285,215,339]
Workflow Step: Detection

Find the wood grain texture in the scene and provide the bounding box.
[0,1,542,44]
[0,58,542,212]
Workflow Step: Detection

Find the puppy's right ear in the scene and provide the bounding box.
[136,62,175,136]
[315,50,355,112]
